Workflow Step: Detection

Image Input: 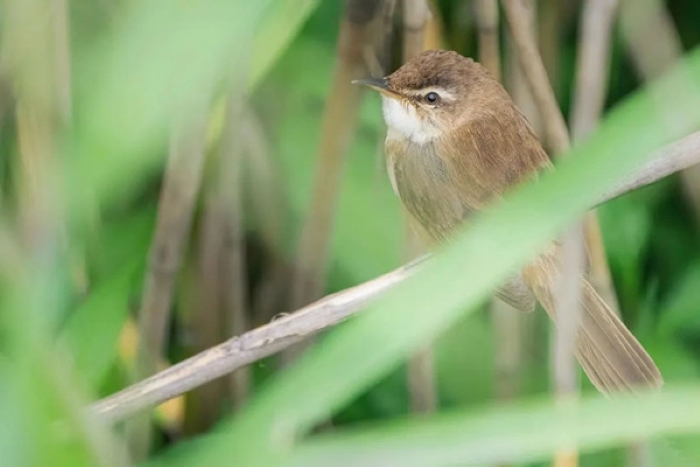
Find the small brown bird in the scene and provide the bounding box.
[355,49,662,393]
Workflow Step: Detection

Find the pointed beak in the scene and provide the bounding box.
[352,77,399,98]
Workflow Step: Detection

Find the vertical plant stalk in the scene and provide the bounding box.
[503,0,542,137]
[243,110,292,327]
[183,186,227,435]
[128,111,208,459]
[401,0,438,415]
[618,1,681,464]
[503,0,546,397]
[219,92,251,410]
[282,0,380,363]
[5,0,70,264]
[501,1,588,465]
[3,2,127,465]
[619,0,682,79]
[501,0,620,318]
[570,0,619,141]
[402,0,430,62]
[550,224,585,467]
[369,0,397,189]
[474,0,501,82]
[375,0,398,72]
[569,0,622,314]
[501,0,569,154]
[51,0,71,123]
[538,0,562,101]
[475,3,525,448]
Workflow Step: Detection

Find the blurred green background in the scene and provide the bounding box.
[2,0,700,466]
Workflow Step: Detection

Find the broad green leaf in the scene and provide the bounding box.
[160,48,700,467]
[287,386,700,467]
[68,0,272,219]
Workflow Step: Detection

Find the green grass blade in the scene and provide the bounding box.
[288,385,700,466]
[158,48,700,467]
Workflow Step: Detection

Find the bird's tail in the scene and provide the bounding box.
[522,255,662,393]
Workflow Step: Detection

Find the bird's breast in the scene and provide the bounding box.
[385,136,474,243]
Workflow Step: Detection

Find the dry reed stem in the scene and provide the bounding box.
[219,91,251,409]
[475,3,525,442]
[503,0,543,138]
[3,1,126,465]
[570,0,619,141]
[538,0,563,106]
[550,225,586,467]
[474,0,501,82]
[570,0,622,318]
[402,0,431,61]
[402,0,437,414]
[93,255,428,422]
[501,0,545,417]
[183,188,226,435]
[241,110,292,326]
[501,2,591,465]
[422,0,446,50]
[5,0,68,257]
[128,112,208,457]
[91,130,700,423]
[570,2,632,461]
[502,0,569,154]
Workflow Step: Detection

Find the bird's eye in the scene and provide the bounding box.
[425,92,439,103]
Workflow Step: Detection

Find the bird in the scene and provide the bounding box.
[354,49,662,393]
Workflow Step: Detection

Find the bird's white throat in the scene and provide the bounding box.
[381,97,441,144]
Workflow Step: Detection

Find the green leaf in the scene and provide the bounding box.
[657,262,700,338]
[159,47,700,467]
[68,0,272,219]
[248,0,322,91]
[287,386,700,467]
[61,206,154,389]
[61,269,134,388]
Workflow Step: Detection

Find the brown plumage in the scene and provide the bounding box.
[357,49,662,393]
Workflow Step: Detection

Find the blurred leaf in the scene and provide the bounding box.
[248,0,322,91]
[69,0,272,219]
[650,435,700,466]
[657,262,700,338]
[61,269,134,389]
[61,206,154,389]
[157,47,700,467]
[435,313,495,406]
[287,386,700,467]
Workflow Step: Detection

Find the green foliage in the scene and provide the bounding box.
[3,0,700,466]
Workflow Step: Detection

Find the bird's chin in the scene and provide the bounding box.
[381,96,440,144]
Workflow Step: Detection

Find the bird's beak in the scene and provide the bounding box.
[352,77,399,98]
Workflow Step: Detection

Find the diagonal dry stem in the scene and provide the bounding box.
[90,130,700,424]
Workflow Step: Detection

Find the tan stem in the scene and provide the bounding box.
[92,131,700,424]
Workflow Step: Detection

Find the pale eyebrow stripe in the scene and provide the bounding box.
[406,87,456,101]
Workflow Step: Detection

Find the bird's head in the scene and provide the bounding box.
[354,49,491,144]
